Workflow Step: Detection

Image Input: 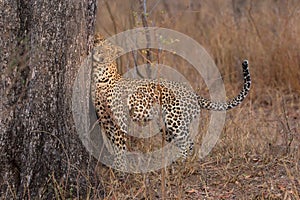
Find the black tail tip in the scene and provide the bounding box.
[242,60,249,68]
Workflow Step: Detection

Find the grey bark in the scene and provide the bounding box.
[0,0,100,199]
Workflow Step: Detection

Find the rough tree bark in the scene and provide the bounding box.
[0,0,100,198]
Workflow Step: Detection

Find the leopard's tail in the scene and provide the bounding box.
[198,60,251,111]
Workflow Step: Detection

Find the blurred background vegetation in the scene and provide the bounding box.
[96,0,300,92]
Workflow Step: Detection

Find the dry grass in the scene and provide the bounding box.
[92,0,300,199]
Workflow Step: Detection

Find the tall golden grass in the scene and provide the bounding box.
[97,0,300,93]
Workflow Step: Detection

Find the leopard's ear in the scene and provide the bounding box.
[94,33,105,46]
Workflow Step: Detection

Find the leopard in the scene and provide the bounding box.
[91,34,251,171]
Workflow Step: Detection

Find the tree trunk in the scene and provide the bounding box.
[0,0,100,198]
